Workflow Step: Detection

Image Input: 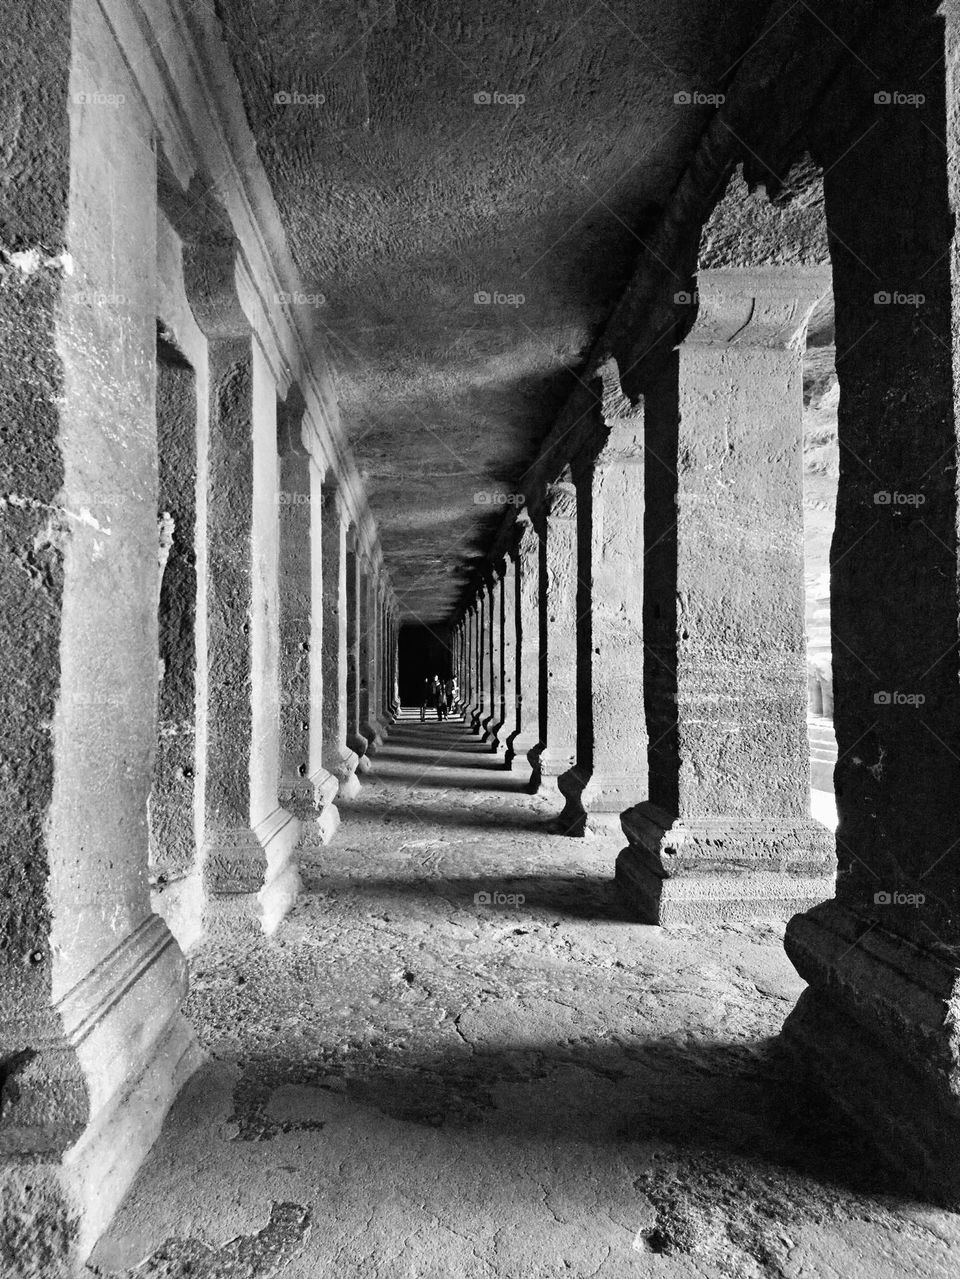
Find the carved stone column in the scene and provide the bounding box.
[497,556,518,755]
[345,534,369,770]
[319,484,360,798]
[470,591,486,733]
[615,267,835,922]
[482,568,503,744]
[277,393,339,847]
[507,511,541,776]
[360,565,383,753]
[0,23,197,1260]
[779,4,960,1207]
[529,480,578,801]
[561,366,647,831]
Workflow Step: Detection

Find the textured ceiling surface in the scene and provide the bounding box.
[215,0,770,622]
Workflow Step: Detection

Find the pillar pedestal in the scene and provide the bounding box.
[616,807,835,925]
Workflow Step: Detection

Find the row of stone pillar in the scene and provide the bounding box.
[452,266,836,929]
[148,300,400,948]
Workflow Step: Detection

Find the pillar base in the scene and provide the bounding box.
[201,808,302,936]
[0,915,204,1266]
[361,719,384,755]
[280,774,341,848]
[150,867,204,954]
[328,746,361,799]
[782,900,960,1208]
[558,765,646,834]
[615,803,836,925]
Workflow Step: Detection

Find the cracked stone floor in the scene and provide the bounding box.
[89,712,960,1278]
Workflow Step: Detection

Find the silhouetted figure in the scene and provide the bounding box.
[420,676,434,722]
[429,673,445,721]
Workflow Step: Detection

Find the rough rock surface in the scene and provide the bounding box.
[88,715,958,1278]
[213,0,772,620]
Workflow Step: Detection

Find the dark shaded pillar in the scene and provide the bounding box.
[781,3,960,1207]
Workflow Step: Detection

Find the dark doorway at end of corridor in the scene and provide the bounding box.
[399,624,451,705]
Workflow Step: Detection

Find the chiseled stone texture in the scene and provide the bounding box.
[89,717,960,1279]
[212,0,777,622]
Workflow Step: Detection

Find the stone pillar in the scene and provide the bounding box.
[318,484,360,798]
[461,619,469,710]
[561,367,647,832]
[495,559,517,754]
[0,12,197,1259]
[379,590,393,725]
[779,4,960,1206]
[149,339,201,949]
[529,480,578,800]
[199,334,300,931]
[276,394,339,850]
[389,605,400,715]
[345,535,369,769]
[482,570,503,744]
[359,562,383,753]
[470,591,486,732]
[507,512,541,775]
[461,606,475,723]
[615,267,835,923]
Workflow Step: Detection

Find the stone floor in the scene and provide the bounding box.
[88,713,959,1278]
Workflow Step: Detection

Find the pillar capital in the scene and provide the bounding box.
[687,266,832,349]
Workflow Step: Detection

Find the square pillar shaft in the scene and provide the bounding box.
[509,514,542,772]
[562,373,647,829]
[345,539,368,765]
[780,4,960,1207]
[482,573,502,741]
[616,268,835,923]
[531,482,578,796]
[471,593,486,732]
[278,405,338,847]
[319,488,360,797]
[498,559,518,753]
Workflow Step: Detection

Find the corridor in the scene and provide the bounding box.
[88,715,957,1279]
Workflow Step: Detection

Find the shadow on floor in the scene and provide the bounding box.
[221,1031,902,1212]
[296,871,634,922]
[353,767,529,792]
[332,797,557,833]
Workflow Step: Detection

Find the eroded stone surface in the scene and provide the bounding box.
[90,716,960,1278]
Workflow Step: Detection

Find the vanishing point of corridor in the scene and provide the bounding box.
[88,715,959,1279]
